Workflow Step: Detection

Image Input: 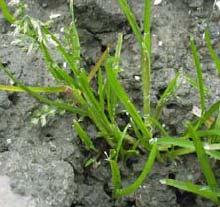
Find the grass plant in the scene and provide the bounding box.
[0,0,220,203]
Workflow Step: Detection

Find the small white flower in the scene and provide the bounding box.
[9,79,14,85]
[31,118,39,125]
[154,0,162,5]
[7,139,12,144]
[63,62,67,68]
[9,0,20,6]
[104,151,110,161]
[48,36,58,47]
[134,75,141,81]
[49,13,61,20]
[160,179,166,184]
[192,106,202,118]
[204,143,210,150]
[149,138,158,144]
[158,41,163,46]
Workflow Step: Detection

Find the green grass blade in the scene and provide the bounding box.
[106,62,152,147]
[191,37,206,113]
[184,73,208,94]
[40,43,76,86]
[106,35,123,123]
[155,73,179,119]
[0,63,86,115]
[105,39,123,123]
[130,120,143,143]
[171,148,196,157]
[69,0,81,69]
[43,28,79,75]
[142,34,151,119]
[114,33,123,69]
[117,0,142,46]
[142,0,152,121]
[0,85,66,93]
[195,129,220,138]
[156,137,194,149]
[143,0,151,52]
[188,124,218,192]
[106,82,118,123]
[156,136,220,159]
[205,29,220,75]
[115,143,157,197]
[115,125,129,161]
[149,117,168,136]
[88,47,109,82]
[73,120,96,151]
[207,151,220,160]
[197,100,220,128]
[98,69,105,112]
[214,106,220,142]
[0,0,15,23]
[160,179,220,204]
[110,159,122,195]
[78,71,115,139]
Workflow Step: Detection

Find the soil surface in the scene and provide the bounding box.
[0,0,220,206]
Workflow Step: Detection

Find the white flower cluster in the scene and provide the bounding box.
[8,0,20,6]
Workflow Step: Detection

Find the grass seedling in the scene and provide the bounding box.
[117,0,152,122]
[205,29,220,75]
[161,34,220,204]
[0,0,220,203]
[160,179,220,204]
[0,0,15,23]
[191,37,206,114]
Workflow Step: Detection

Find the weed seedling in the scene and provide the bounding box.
[0,0,220,203]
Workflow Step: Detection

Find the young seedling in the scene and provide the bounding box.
[0,0,220,203]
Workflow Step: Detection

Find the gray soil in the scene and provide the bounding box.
[0,0,220,206]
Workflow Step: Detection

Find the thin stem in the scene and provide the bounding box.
[142,0,152,121]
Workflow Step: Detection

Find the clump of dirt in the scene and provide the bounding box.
[0,0,219,206]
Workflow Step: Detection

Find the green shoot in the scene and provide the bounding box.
[214,107,220,142]
[116,0,142,46]
[106,61,151,147]
[115,143,157,197]
[155,73,179,119]
[160,179,220,204]
[188,124,218,193]
[142,34,151,120]
[0,85,66,93]
[205,29,220,75]
[143,0,151,52]
[73,120,96,151]
[110,159,122,196]
[190,37,206,113]
[197,100,220,129]
[88,47,109,82]
[0,62,86,115]
[0,0,15,23]
[1,0,220,203]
